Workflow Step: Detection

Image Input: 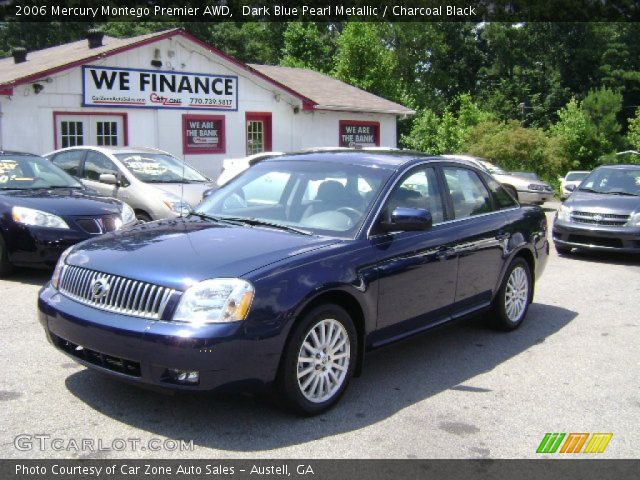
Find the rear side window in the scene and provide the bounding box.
[50,150,84,176]
[443,167,494,219]
[484,175,518,209]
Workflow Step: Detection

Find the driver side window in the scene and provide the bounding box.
[384,167,444,224]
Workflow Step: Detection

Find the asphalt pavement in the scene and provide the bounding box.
[1,202,638,459]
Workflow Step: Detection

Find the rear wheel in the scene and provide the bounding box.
[278,304,357,415]
[490,257,532,331]
[0,235,14,277]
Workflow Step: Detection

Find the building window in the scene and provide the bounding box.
[96,121,118,146]
[60,121,84,148]
[245,112,272,155]
[54,113,127,149]
[339,120,380,148]
[182,115,226,154]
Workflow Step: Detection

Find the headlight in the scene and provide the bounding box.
[625,212,640,227]
[121,202,136,226]
[173,278,254,324]
[162,195,191,216]
[12,206,69,229]
[557,204,572,222]
[51,246,73,289]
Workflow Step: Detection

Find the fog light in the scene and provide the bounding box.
[164,368,200,385]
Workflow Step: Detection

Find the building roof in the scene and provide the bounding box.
[250,64,414,116]
[0,28,414,116]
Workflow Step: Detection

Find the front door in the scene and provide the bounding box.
[370,165,458,346]
[245,112,272,155]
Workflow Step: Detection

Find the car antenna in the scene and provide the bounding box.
[180,151,186,217]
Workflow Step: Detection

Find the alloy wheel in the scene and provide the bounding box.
[504,265,529,323]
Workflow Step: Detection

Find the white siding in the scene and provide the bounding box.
[0,36,399,179]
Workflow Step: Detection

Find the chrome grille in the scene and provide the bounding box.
[571,211,630,226]
[58,265,176,319]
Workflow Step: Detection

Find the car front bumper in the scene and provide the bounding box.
[518,190,554,205]
[6,225,90,268]
[553,220,640,252]
[38,284,282,391]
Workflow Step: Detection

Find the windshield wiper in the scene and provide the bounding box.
[189,211,246,226]
[578,187,602,193]
[605,191,640,197]
[219,217,313,236]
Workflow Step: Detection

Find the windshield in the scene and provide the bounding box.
[195,160,393,238]
[0,154,83,190]
[578,167,640,195]
[115,153,209,183]
[477,159,507,175]
[566,171,589,182]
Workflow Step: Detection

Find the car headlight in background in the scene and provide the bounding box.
[120,202,136,226]
[51,246,73,289]
[162,193,191,216]
[625,212,640,227]
[556,204,572,222]
[12,206,69,229]
[173,278,255,324]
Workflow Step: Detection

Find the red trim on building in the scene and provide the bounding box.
[338,120,380,147]
[52,111,128,149]
[245,112,272,155]
[182,114,226,155]
[0,87,13,96]
[1,29,316,110]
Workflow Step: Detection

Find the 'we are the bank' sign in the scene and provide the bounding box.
[82,66,238,111]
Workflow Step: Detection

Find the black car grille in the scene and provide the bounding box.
[571,211,629,226]
[58,265,176,319]
[75,215,120,234]
[567,235,623,248]
[53,333,141,377]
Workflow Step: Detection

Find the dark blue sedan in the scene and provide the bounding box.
[0,151,137,275]
[38,151,549,414]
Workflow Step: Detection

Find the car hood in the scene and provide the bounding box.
[565,190,640,214]
[149,182,216,208]
[0,188,122,216]
[493,173,548,189]
[66,218,341,290]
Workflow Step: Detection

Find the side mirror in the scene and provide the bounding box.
[382,207,432,232]
[565,184,576,192]
[99,173,119,186]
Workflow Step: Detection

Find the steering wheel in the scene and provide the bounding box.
[336,207,362,224]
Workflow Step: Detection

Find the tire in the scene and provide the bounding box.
[0,234,13,277]
[490,257,533,331]
[504,185,518,201]
[555,244,572,255]
[278,304,357,416]
[135,212,152,223]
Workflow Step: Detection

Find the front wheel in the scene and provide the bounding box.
[278,304,357,415]
[490,258,532,331]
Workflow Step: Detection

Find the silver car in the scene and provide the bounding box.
[443,155,554,205]
[45,147,216,221]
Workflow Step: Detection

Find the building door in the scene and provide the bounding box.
[54,113,126,149]
[245,112,272,155]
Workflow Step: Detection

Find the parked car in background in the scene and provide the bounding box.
[39,151,548,414]
[510,171,540,181]
[553,164,640,254]
[443,155,554,205]
[216,152,285,187]
[46,147,216,222]
[560,171,590,199]
[0,151,135,275]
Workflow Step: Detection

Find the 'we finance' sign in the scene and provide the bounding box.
[82,66,238,111]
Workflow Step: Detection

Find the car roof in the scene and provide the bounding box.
[261,150,454,170]
[595,164,640,171]
[0,151,41,157]
[49,146,167,155]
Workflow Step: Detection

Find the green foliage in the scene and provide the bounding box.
[550,98,593,169]
[280,22,334,73]
[628,108,640,150]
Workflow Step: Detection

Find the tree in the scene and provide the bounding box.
[628,108,640,150]
[550,98,593,169]
[280,22,335,73]
[581,87,623,157]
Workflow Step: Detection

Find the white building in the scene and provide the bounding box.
[0,28,414,178]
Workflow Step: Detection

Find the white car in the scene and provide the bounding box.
[559,170,590,199]
[443,154,554,205]
[216,152,285,187]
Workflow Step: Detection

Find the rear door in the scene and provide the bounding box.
[441,165,511,316]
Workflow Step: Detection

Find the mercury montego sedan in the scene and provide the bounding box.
[0,151,136,275]
[553,164,640,254]
[39,151,548,415]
